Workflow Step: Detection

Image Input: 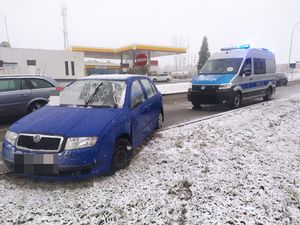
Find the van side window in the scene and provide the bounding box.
[240,58,251,75]
[254,58,266,75]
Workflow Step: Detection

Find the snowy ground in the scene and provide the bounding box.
[1,95,300,225]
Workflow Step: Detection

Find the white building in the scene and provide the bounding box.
[0,46,85,80]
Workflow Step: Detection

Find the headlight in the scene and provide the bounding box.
[4,130,18,145]
[219,83,232,90]
[65,137,98,150]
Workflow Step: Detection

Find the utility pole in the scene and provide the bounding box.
[61,2,69,48]
[0,15,10,43]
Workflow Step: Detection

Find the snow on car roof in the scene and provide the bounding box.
[81,74,147,80]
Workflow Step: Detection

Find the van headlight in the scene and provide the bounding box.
[4,130,18,145]
[219,83,232,90]
[65,137,98,150]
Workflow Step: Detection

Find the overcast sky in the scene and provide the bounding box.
[0,0,300,64]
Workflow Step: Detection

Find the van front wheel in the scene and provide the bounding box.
[228,92,242,109]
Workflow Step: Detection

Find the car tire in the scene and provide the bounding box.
[192,101,201,109]
[111,138,130,172]
[263,87,272,101]
[166,78,171,82]
[28,101,46,113]
[284,79,288,86]
[156,112,163,130]
[228,92,242,109]
[153,78,157,82]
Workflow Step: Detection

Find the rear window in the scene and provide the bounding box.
[0,79,21,92]
[29,79,54,89]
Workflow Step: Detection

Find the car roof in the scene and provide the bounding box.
[81,74,148,80]
[0,74,53,79]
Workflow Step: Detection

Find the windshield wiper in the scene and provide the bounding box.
[85,82,103,107]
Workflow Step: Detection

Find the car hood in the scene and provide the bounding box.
[192,73,236,85]
[10,106,122,137]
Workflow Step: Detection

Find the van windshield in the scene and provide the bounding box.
[200,58,243,74]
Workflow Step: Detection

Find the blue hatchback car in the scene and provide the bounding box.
[2,74,164,179]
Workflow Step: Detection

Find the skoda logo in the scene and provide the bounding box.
[33,135,41,143]
[201,86,206,90]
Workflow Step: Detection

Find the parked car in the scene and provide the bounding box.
[2,74,164,179]
[276,73,288,86]
[150,73,172,82]
[0,75,63,118]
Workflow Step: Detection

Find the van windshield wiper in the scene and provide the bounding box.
[85,82,103,107]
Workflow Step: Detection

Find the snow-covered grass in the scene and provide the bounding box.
[156,82,189,95]
[1,96,300,225]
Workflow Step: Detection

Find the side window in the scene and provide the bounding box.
[140,79,155,98]
[130,80,145,108]
[240,58,252,75]
[30,79,54,89]
[0,79,21,92]
[254,58,266,75]
[21,79,30,90]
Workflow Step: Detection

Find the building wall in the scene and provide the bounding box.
[0,47,85,80]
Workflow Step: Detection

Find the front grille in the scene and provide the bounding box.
[16,134,63,152]
[192,85,219,91]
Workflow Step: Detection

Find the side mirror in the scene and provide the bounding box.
[242,67,251,76]
[131,99,143,109]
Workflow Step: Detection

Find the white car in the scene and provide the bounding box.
[150,74,172,82]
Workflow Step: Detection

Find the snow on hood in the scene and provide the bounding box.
[10,105,121,137]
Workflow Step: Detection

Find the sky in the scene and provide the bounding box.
[0,0,300,65]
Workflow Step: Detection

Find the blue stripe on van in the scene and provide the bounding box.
[240,80,275,89]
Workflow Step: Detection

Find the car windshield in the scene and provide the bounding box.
[200,58,243,74]
[60,79,126,108]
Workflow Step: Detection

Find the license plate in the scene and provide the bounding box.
[14,154,58,174]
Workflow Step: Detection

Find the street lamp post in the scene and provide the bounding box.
[0,15,10,43]
[288,22,300,79]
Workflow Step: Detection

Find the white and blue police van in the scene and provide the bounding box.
[187,45,277,108]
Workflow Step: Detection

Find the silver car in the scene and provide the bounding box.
[0,75,62,118]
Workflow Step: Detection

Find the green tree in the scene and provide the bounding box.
[197,36,210,73]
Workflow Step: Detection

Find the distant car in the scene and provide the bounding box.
[0,75,63,118]
[151,73,172,82]
[2,74,164,179]
[276,73,288,86]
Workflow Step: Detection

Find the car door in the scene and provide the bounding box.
[28,78,55,101]
[238,58,255,98]
[130,79,150,147]
[0,78,31,117]
[140,78,160,131]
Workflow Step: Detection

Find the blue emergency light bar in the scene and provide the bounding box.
[220,44,250,51]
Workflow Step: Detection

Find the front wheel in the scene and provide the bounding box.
[156,112,163,130]
[263,87,272,101]
[111,138,131,172]
[228,92,242,109]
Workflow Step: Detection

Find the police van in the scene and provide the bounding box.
[187,45,277,108]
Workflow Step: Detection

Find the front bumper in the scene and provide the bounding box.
[2,139,112,179]
[187,87,234,105]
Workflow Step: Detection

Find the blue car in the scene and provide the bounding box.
[2,74,164,179]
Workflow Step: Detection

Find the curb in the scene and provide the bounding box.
[161,95,294,131]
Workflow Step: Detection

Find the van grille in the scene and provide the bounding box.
[16,134,63,152]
